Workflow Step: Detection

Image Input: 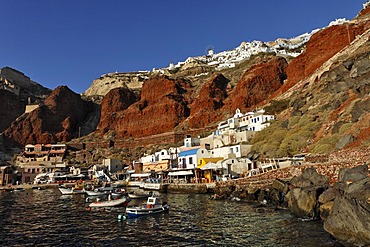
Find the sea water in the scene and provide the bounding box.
[0,188,343,246]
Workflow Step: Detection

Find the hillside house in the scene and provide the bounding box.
[177,147,211,170]
[17,143,67,164]
[204,109,274,148]
[0,165,18,186]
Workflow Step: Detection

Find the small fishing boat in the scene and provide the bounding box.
[58,182,85,195]
[111,188,127,198]
[12,187,25,192]
[88,195,131,208]
[58,187,73,195]
[85,183,113,196]
[128,191,153,199]
[85,189,110,196]
[125,196,169,218]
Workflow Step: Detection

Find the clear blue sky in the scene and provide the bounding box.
[0,0,365,94]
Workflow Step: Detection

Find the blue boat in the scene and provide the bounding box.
[125,197,169,218]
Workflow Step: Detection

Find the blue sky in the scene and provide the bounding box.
[0,0,365,94]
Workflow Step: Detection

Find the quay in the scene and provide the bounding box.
[0,183,58,191]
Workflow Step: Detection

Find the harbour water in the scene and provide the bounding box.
[0,188,343,247]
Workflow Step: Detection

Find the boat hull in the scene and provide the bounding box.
[128,192,152,199]
[85,190,109,196]
[88,197,131,208]
[126,204,170,218]
[58,187,73,195]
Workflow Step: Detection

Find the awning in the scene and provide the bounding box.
[200,162,223,170]
[130,173,151,178]
[168,170,193,176]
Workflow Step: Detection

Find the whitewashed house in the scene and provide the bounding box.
[211,144,251,159]
[208,108,274,148]
[177,147,211,170]
[221,157,254,175]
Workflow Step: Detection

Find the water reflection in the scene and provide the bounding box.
[0,189,342,246]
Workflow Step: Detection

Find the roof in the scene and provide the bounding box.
[168,170,193,176]
[178,148,199,157]
[198,157,224,168]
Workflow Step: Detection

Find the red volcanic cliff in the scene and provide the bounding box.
[188,74,229,128]
[98,87,138,134]
[281,21,370,93]
[225,56,288,112]
[0,90,24,132]
[4,86,94,145]
[103,77,191,138]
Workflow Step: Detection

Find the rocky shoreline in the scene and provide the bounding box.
[211,164,370,247]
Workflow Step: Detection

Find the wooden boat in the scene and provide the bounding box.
[125,197,169,218]
[128,191,153,199]
[88,195,131,208]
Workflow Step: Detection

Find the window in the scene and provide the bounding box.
[189,157,193,164]
[230,148,233,154]
[236,147,239,152]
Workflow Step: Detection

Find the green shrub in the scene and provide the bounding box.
[288,116,300,129]
[310,135,340,154]
[339,123,352,134]
[264,99,290,115]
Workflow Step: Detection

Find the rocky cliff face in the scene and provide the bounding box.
[187,74,229,129]
[98,87,139,135]
[84,72,149,96]
[0,90,24,132]
[99,77,191,138]
[226,56,288,112]
[4,86,95,145]
[280,18,370,94]
[3,6,370,158]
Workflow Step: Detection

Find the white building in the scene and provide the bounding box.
[208,109,274,148]
[177,147,211,170]
[221,157,254,175]
[140,148,180,165]
[102,158,124,174]
[210,144,252,159]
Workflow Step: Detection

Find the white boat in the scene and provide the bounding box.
[85,189,110,196]
[88,196,131,208]
[85,184,114,196]
[58,187,85,195]
[58,182,85,195]
[111,188,127,198]
[58,187,73,195]
[125,197,170,218]
[128,191,153,199]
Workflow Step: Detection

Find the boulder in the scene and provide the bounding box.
[285,186,321,218]
[291,167,329,188]
[322,165,370,246]
[285,168,329,218]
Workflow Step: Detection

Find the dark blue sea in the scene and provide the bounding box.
[0,188,343,246]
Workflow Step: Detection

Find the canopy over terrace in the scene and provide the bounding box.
[200,162,224,170]
[167,170,193,183]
